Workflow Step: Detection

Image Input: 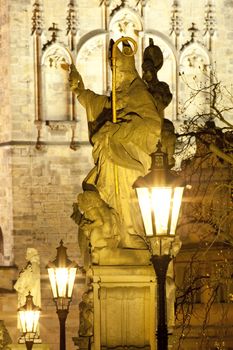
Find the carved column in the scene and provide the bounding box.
[169,0,182,51]
[203,0,216,52]
[31,0,43,149]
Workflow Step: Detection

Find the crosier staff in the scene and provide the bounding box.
[111,37,138,194]
[111,37,138,123]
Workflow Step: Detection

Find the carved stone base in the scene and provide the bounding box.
[74,248,175,350]
[90,264,157,350]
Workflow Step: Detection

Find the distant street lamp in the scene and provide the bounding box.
[18,292,41,350]
[133,141,185,350]
[47,240,78,350]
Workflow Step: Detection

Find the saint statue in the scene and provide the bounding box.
[14,248,41,333]
[79,289,94,337]
[69,38,174,251]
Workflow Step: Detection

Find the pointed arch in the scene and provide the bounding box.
[109,7,143,39]
[179,42,212,71]
[41,44,73,121]
[179,42,212,120]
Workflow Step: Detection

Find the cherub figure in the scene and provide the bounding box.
[77,191,121,252]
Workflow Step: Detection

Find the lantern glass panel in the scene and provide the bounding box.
[19,310,40,333]
[151,187,172,235]
[56,268,69,297]
[48,268,58,298]
[136,188,153,236]
[68,268,77,297]
[48,267,77,298]
[170,187,184,235]
[136,186,184,237]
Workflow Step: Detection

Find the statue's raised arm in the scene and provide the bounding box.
[69,63,85,96]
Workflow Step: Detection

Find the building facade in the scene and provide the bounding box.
[0,0,233,349]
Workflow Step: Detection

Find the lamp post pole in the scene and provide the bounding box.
[151,254,171,350]
[25,341,34,350]
[47,240,78,350]
[133,141,185,350]
[57,309,68,350]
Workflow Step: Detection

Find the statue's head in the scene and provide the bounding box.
[142,38,164,84]
[143,38,163,72]
[109,38,138,89]
[26,248,39,263]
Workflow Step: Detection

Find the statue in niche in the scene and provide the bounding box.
[14,248,41,334]
[69,37,174,250]
[0,321,12,350]
[79,288,94,337]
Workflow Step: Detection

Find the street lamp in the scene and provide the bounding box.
[133,141,185,350]
[18,292,41,350]
[47,240,78,350]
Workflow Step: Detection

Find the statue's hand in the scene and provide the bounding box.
[68,64,85,95]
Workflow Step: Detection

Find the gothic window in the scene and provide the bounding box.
[109,8,143,73]
[76,32,107,140]
[76,33,107,95]
[41,44,73,121]
[109,7,142,42]
[179,43,211,121]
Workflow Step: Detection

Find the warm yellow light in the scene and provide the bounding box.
[19,310,40,333]
[136,188,153,236]
[136,186,184,237]
[48,267,77,298]
[170,187,184,235]
[152,187,172,235]
[56,268,68,297]
[67,268,76,297]
[48,268,58,298]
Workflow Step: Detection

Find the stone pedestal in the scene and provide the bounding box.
[91,264,156,350]
[74,248,175,350]
[74,248,157,350]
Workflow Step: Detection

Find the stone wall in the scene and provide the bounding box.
[11,145,92,264]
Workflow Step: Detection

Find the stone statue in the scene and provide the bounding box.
[142,38,172,114]
[69,38,174,251]
[79,289,94,337]
[0,321,11,350]
[14,248,41,332]
[72,191,121,268]
[78,191,121,250]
